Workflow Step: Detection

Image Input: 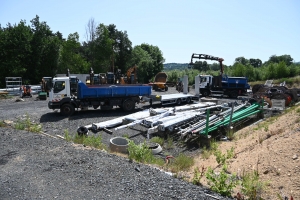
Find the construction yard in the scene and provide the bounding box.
[0,86,300,199]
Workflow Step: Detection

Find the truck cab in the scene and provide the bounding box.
[49,77,72,102]
[199,75,212,88]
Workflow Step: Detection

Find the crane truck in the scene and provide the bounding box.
[48,76,151,116]
[190,53,250,98]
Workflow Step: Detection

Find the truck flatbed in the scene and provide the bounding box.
[143,93,199,105]
[77,82,151,99]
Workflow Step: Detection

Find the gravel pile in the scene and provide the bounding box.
[0,88,233,199]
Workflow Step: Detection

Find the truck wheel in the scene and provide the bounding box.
[165,85,168,91]
[202,90,209,97]
[60,104,75,116]
[186,97,191,104]
[123,99,135,111]
[230,90,238,99]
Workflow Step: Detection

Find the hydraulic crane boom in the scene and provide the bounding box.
[189,53,224,75]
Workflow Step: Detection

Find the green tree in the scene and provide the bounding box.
[28,15,62,84]
[107,24,132,74]
[202,61,208,71]
[192,61,202,71]
[210,62,220,71]
[0,20,32,87]
[265,63,277,79]
[58,32,89,74]
[249,58,262,68]
[275,61,289,79]
[231,63,246,77]
[129,46,153,83]
[266,54,293,66]
[244,65,255,81]
[93,23,114,73]
[139,43,165,80]
[234,56,249,66]
[289,63,300,77]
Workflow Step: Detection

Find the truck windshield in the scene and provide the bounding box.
[53,81,65,93]
[200,77,207,82]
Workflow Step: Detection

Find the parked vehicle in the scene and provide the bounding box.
[20,85,32,98]
[48,76,151,116]
[152,72,168,91]
[126,65,138,84]
[198,75,250,98]
[38,77,53,100]
[189,53,250,98]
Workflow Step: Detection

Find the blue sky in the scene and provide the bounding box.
[1,0,299,65]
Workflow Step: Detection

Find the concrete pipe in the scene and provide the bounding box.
[109,137,129,154]
[146,142,163,154]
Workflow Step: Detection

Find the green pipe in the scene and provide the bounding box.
[205,109,210,137]
[200,109,261,134]
[215,104,259,126]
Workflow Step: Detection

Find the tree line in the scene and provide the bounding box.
[164,55,300,84]
[0,16,164,87]
[1,15,299,88]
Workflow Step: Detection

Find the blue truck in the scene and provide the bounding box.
[48,76,151,116]
[189,53,250,98]
[198,74,250,98]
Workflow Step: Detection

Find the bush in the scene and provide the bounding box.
[127,140,153,163]
[192,166,206,186]
[206,164,238,197]
[214,147,234,165]
[150,136,164,146]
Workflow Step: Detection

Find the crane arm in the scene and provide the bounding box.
[189,53,224,75]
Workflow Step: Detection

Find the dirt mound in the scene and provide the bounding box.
[188,104,300,199]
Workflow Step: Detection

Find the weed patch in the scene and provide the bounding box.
[14,114,42,133]
[127,140,154,163]
[165,135,174,149]
[73,134,106,150]
[201,139,218,159]
[214,147,235,165]
[64,129,72,142]
[150,136,164,146]
[192,165,206,186]
[168,153,194,173]
[240,170,269,199]
[0,121,6,127]
[206,164,238,197]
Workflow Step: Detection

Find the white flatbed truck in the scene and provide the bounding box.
[143,93,199,106]
[143,75,200,106]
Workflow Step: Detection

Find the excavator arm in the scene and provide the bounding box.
[126,65,138,84]
[189,53,224,75]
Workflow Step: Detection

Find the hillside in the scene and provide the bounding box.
[187,103,300,199]
[163,63,189,70]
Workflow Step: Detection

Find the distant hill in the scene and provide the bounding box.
[163,63,189,70]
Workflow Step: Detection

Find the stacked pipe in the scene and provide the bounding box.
[179,103,247,136]
[200,103,261,134]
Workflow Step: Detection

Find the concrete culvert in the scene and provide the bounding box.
[109,137,129,154]
[147,142,162,154]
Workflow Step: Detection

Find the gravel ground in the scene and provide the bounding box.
[0,87,233,199]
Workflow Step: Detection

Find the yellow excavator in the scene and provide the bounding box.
[126,65,138,84]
